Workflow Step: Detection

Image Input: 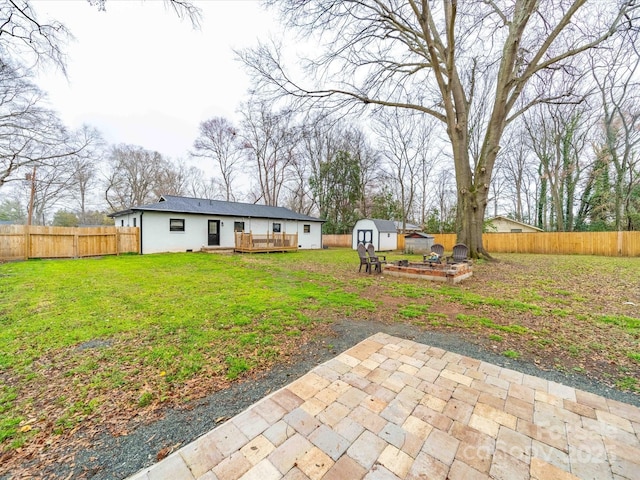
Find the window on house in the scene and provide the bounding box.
[234,221,245,232]
[303,224,311,233]
[511,228,522,233]
[272,223,281,233]
[170,218,185,232]
[133,218,137,227]
[121,219,124,227]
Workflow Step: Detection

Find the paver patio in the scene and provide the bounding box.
[126,333,640,480]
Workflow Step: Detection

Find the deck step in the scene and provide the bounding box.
[199,247,235,254]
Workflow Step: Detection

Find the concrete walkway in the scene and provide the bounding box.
[126,333,640,480]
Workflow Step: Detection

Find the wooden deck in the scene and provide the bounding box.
[234,232,298,253]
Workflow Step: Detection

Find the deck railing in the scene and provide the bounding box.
[234,232,298,253]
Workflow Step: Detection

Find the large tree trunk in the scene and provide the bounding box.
[457,188,487,258]
[448,123,491,259]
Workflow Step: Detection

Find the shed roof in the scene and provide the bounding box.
[370,219,397,232]
[404,232,434,238]
[394,221,422,231]
[110,195,323,222]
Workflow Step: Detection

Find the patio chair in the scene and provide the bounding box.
[358,243,387,273]
[357,243,371,273]
[366,243,386,273]
[423,243,444,264]
[446,243,469,264]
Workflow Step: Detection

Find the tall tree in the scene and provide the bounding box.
[191,117,243,201]
[242,0,637,257]
[0,0,70,71]
[0,61,86,189]
[374,109,436,230]
[66,125,104,224]
[309,150,363,234]
[0,197,26,223]
[104,144,181,211]
[592,43,640,231]
[524,104,592,232]
[240,99,298,206]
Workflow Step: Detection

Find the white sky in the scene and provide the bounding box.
[32,0,279,161]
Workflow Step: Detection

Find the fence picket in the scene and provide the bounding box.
[0,226,139,261]
[322,231,640,256]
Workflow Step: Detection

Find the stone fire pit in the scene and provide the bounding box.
[384,260,473,284]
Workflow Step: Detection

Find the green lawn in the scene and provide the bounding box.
[1,249,639,454]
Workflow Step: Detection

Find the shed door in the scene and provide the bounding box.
[357,229,373,245]
[208,220,220,246]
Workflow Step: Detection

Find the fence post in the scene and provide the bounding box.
[24,225,30,260]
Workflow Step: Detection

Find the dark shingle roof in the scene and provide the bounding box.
[371,219,397,232]
[111,195,323,222]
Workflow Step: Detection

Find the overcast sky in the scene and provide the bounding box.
[32,0,279,161]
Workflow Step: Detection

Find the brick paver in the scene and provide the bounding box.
[126,333,640,480]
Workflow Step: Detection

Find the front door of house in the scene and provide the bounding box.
[357,229,373,246]
[208,220,220,246]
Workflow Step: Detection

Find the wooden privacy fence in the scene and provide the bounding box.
[323,231,640,256]
[0,225,140,261]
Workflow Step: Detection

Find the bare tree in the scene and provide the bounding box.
[154,159,193,198]
[26,154,78,225]
[591,42,640,231]
[87,0,201,26]
[242,0,638,257]
[498,127,540,224]
[374,109,439,229]
[191,117,243,201]
[294,113,343,216]
[104,144,179,211]
[66,125,104,223]
[524,102,594,231]
[0,61,87,189]
[181,166,219,199]
[341,126,382,218]
[240,99,298,206]
[3,1,199,71]
[0,0,71,71]
[428,168,457,233]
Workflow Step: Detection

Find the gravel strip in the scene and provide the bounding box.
[13,318,640,480]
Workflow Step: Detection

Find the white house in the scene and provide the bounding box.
[110,195,324,254]
[352,218,398,251]
[487,216,543,233]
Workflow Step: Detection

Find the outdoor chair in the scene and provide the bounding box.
[446,243,469,264]
[357,243,371,273]
[423,243,444,264]
[367,243,387,272]
[366,243,386,273]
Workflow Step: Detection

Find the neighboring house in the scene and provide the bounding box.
[352,218,398,251]
[487,216,543,233]
[394,220,422,233]
[109,195,324,254]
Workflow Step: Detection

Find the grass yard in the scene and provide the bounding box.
[1,249,639,470]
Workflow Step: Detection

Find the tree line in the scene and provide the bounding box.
[1,1,639,245]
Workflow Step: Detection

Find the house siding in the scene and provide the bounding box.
[114,212,323,254]
[490,217,541,233]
